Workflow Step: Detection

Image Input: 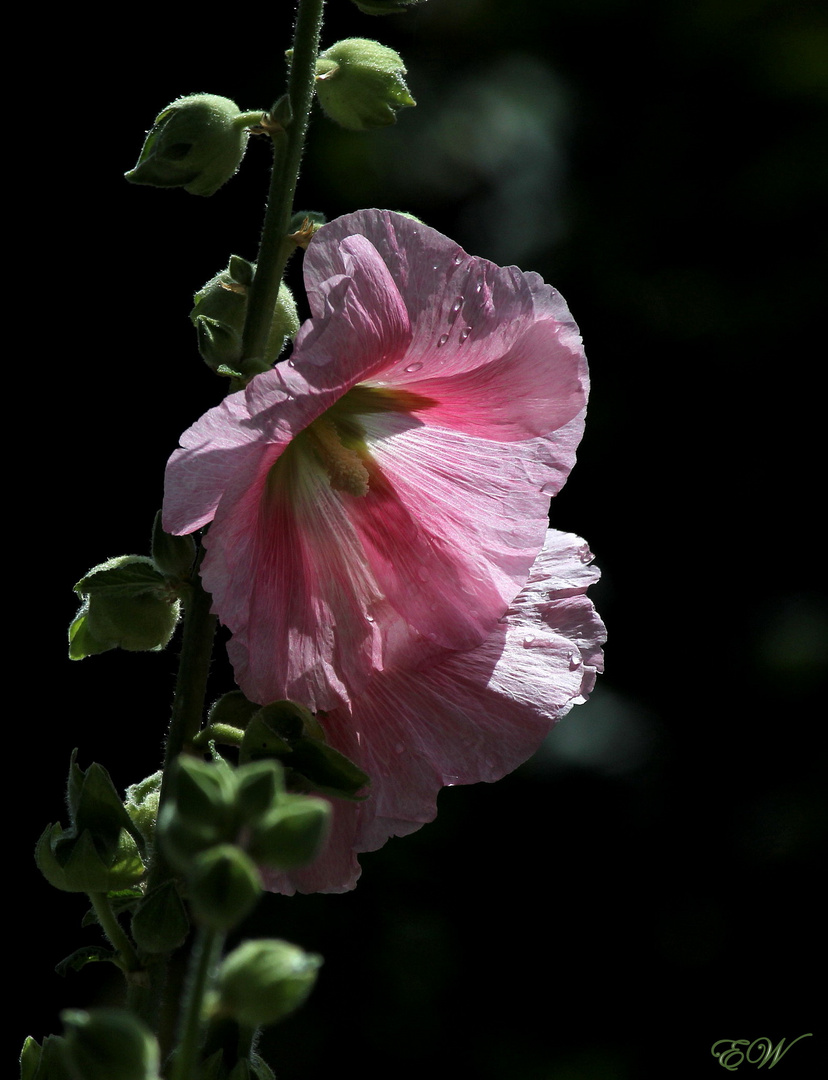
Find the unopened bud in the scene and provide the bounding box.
[125,94,258,197]
[216,940,321,1027]
[314,39,415,131]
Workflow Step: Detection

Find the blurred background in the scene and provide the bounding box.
[19,1,825,1077]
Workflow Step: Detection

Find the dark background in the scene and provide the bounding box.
[18,1,825,1077]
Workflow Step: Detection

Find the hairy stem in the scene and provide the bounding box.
[241,0,325,363]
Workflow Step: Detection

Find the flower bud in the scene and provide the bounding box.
[125,94,254,196]
[314,39,416,131]
[191,257,299,370]
[216,940,321,1027]
[36,753,146,893]
[187,845,262,930]
[61,1009,160,1080]
[247,795,331,871]
[69,556,180,659]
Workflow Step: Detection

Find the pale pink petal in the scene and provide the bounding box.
[270,531,605,894]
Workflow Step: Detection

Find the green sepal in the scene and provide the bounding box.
[235,759,285,822]
[74,556,167,598]
[131,880,190,953]
[216,940,321,1028]
[288,210,326,233]
[61,1009,161,1080]
[195,315,244,371]
[150,511,196,578]
[55,945,119,978]
[36,823,146,893]
[19,1034,74,1080]
[240,702,370,800]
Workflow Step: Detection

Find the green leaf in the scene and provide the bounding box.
[55,946,119,977]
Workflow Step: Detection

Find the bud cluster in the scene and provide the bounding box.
[159,756,331,929]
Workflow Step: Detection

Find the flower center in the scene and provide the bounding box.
[306,413,370,497]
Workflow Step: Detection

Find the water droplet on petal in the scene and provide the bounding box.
[523,633,536,646]
[404,361,423,373]
[365,613,375,623]
[437,334,449,347]
[569,652,582,670]
[451,296,464,314]
[452,254,463,266]
[459,326,471,343]
[474,281,483,294]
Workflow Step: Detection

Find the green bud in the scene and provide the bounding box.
[125,94,255,197]
[352,0,429,13]
[61,1009,160,1080]
[187,845,262,930]
[314,39,416,131]
[36,753,146,893]
[131,881,190,953]
[191,258,299,370]
[70,556,180,659]
[124,770,162,847]
[20,1034,74,1080]
[150,510,196,578]
[157,756,239,870]
[240,701,370,799]
[248,795,331,871]
[216,940,321,1028]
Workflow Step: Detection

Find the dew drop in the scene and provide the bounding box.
[365,613,375,623]
[437,333,449,347]
[451,296,464,314]
[452,254,463,266]
[569,652,582,670]
[474,281,483,294]
[404,361,423,373]
[459,326,471,343]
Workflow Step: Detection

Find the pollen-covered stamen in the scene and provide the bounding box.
[307,414,370,496]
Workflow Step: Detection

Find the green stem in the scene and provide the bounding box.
[241,0,325,363]
[89,891,141,973]
[170,926,223,1080]
[137,555,217,1035]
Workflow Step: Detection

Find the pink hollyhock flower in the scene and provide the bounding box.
[164,209,589,711]
[263,529,605,894]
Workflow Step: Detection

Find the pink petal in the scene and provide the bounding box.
[269,531,605,894]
